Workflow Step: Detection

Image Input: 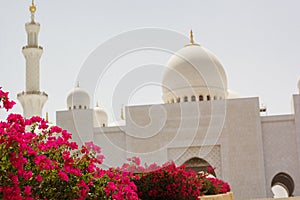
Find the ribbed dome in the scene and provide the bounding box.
[67,86,90,110]
[93,103,108,127]
[162,39,228,103]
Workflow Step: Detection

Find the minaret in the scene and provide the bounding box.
[17,0,48,118]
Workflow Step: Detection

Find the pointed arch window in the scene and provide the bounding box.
[191,96,196,101]
[184,96,188,102]
[199,95,203,101]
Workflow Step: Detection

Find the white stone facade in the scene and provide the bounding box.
[57,94,300,200]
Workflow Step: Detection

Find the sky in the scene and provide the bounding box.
[1,0,300,123]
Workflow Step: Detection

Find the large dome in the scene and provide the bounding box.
[162,32,228,103]
[67,85,90,110]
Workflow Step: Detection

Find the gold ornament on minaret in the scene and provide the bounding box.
[29,0,36,13]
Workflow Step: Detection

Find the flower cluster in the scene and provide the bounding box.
[119,157,231,200]
[0,87,15,111]
[198,166,231,195]
[134,162,203,200]
[0,87,138,200]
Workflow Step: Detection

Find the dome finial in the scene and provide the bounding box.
[29,0,37,14]
[185,29,200,46]
[96,101,99,107]
[190,29,194,44]
[120,105,125,120]
[76,81,80,88]
[29,0,37,22]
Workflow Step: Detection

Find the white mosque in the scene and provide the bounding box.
[17,2,300,200]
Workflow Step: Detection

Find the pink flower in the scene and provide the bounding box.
[8,174,19,185]
[23,171,33,180]
[132,157,141,166]
[49,126,62,133]
[24,186,31,196]
[85,141,101,153]
[62,151,70,161]
[58,170,69,182]
[35,174,43,182]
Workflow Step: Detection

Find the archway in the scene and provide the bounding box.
[183,157,216,177]
[271,172,294,198]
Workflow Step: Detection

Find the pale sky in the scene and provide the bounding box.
[1,0,300,122]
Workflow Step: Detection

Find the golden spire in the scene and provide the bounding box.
[46,112,49,121]
[185,29,200,46]
[190,29,194,44]
[29,0,37,13]
[120,105,124,120]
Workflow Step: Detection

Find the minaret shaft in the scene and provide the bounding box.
[23,47,43,91]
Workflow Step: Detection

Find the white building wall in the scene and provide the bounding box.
[55,95,300,200]
[220,98,267,200]
[124,98,267,200]
[293,94,300,196]
[56,109,94,147]
[261,114,300,197]
[94,126,127,168]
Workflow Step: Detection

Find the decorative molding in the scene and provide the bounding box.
[168,145,222,178]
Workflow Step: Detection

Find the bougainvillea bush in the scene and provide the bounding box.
[0,87,139,200]
[119,157,231,200]
[0,86,230,200]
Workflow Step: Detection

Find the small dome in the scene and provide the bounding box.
[93,103,108,127]
[67,85,90,110]
[162,32,228,103]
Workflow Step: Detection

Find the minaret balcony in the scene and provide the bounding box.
[17,91,48,98]
[22,45,43,50]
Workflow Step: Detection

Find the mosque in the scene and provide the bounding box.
[17,1,300,200]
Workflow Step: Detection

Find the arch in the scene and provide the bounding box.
[191,95,196,102]
[183,157,216,177]
[176,97,180,103]
[184,96,188,102]
[214,96,217,100]
[207,95,211,101]
[271,172,294,197]
[171,99,174,103]
[199,95,203,101]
